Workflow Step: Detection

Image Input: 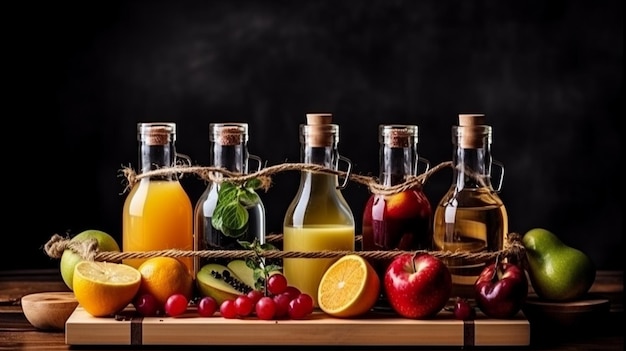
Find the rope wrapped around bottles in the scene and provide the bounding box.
[44,232,525,266]
[43,161,527,266]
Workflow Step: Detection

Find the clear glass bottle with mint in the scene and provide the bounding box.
[194,123,265,274]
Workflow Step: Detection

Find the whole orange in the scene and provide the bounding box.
[137,257,193,308]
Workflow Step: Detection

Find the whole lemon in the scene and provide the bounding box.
[60,229,120,290]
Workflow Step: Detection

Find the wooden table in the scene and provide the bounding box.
[1,269,623,350]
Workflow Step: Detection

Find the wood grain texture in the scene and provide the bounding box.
[65,306,529,346]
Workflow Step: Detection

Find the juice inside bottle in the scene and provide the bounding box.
[283,224,354,302]
[361,124,432,309]
[433,189,507,288]
[282,113,355,307]
[122,122,194,275]
[432,114,507,298]
[123,179,194,272]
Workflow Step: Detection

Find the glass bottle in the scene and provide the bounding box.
[283,113,355,307]
[194,123,265,274]
[362,125,433,303]
[432,114,508,299]
[122,122,194,275]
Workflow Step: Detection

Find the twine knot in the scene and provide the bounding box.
[43,234,99,261]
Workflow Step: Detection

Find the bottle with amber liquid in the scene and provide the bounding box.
[432,114,508,299]
[283,113,355,307]
[194,123,265,273]
[362,124,432,308]
[122,122,194,275]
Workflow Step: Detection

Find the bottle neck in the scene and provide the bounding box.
[209,123,250,174]
[380,146,416,186]
[211,143,248,173]
[139,143,178,181]
[301,145,337,168]
[452,143,494,190]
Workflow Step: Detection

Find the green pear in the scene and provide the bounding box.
[522,228,596,301]
[196,263,252,305]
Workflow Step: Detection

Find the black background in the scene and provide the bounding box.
[5,0,621,272]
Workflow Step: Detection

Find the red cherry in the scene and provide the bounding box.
[453,297,475,321]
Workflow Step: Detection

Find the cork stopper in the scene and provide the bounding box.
[380,125,417,148]
[139,123,175,146]
[211,123,247,146]
[458,114,485,126]
[304,113,336,147]
[306,113,333,125]
[457,114,489,149]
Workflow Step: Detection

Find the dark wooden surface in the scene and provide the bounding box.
[1,270,623,350]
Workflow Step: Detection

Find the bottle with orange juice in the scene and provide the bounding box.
[282,113,355,307]
[122,122,194,275]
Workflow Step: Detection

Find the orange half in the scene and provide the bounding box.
[317,254,380,318]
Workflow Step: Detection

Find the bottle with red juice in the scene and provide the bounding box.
[361,124,433,308]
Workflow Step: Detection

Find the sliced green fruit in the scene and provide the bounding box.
[227,259,282,291]
[196,263,251,305]
[227,259,260,289]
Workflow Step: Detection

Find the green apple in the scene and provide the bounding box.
[60,229,120,290]
[196,263,251,305]
[522,228,596,301]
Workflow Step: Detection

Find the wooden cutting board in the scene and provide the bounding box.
[65,306,530,347]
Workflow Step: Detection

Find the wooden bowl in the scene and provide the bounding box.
[21,292,78,330]
[522,295,610,330]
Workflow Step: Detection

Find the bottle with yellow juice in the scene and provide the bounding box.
[283,113,355,307]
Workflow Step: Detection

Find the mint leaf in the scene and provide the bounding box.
[218,202,248,238]
[239,189,261,207]
[217,182,239,204]
[211,178,263,238]
[238,239,284,295]
[245,178,262,189]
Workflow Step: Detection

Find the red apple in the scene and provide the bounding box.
[385,190,432,219]
[474,260,528,318]
[384,252,452,319]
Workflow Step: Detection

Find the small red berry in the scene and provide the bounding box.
[453,297,475,321]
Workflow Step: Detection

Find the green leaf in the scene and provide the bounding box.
[238,189,260,207]
[265,263,282,273]
[217,182,239,204]
[245,178,262,189]
[219,202,249,238]
[260,243,278,251]
[244,258,257,270]
[252,267,265,289]
[211,179,263,239]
